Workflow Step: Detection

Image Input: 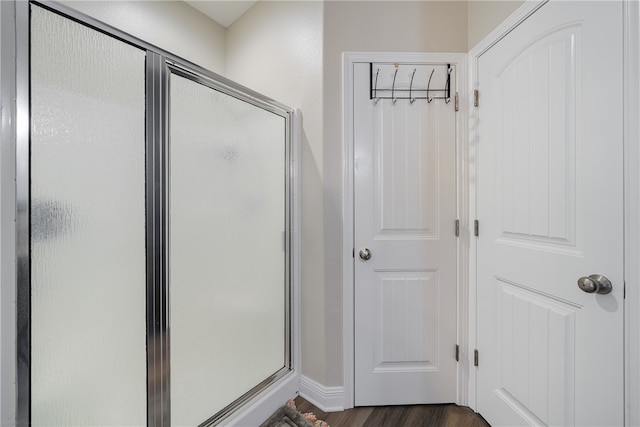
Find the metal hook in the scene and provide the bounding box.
[409,68,417,104]
[373,68,381,105]
[426,69,435,103]
[445,65,452,104]
[391,68,399,104]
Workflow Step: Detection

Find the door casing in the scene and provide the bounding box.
[342,51,469,409]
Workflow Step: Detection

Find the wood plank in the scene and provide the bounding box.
[293,397,490,427]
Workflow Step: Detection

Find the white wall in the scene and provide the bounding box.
[61,0,226,74]
[225,0,326,385]
[467,0,524,49]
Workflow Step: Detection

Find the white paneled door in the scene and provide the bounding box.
[477,2,624,426]
[353,62,457,405]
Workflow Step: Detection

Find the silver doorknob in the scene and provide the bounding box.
[577,274,613,294]
[359,248,372,261]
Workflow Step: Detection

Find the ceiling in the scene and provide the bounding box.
[184,1,258,28]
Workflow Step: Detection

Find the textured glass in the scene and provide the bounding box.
[30,6,146,426]
[170,74,286,425]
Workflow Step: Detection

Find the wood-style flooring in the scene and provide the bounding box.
[294,396,490,427]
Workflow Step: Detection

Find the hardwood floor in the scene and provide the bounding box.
[293,396,490,427]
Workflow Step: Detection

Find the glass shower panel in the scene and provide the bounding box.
[30,6,147,425]
[170,74,287,425]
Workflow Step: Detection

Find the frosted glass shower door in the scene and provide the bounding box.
[170,73,289,425]
[30,5,147,425]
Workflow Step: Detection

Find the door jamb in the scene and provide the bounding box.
[623,0,640,424]
[342,51,468,409]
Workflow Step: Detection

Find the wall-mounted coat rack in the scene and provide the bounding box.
[369,63,453,104]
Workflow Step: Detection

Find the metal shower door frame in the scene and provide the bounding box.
[15,2,295,425]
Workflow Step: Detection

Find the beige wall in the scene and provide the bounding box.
[225,0,325,384]
[468,0,524,49]
[61,1,226,74]
[321,0,468,386]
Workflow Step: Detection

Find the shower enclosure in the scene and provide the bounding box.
[17,2,298,425]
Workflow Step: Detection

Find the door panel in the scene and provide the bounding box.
[169,73,288,425]
[491,278,577,425]
[477,2,623,425]
[498,24,578,249]
[354,62,457,405]
[30,5,147,425]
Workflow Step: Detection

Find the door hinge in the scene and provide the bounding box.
[352,248,355,258]
[473,89,479,108]
[474,220,479,237]
[455,344,460,362]
[455,219,460,237]
[474,349,479,367]
[454,93,459,112]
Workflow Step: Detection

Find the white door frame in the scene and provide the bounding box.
[467,0,640,421]
[342,51,468,409]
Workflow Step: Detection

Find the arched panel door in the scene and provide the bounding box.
[477,2,624,425]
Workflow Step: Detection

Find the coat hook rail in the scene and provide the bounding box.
[369,62,453,103]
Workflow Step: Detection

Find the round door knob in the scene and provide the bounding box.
[359,248,372,261]
[577,274,613,294]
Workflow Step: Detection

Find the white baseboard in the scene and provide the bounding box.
[298,375,344,412]
[226,372,299,426]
